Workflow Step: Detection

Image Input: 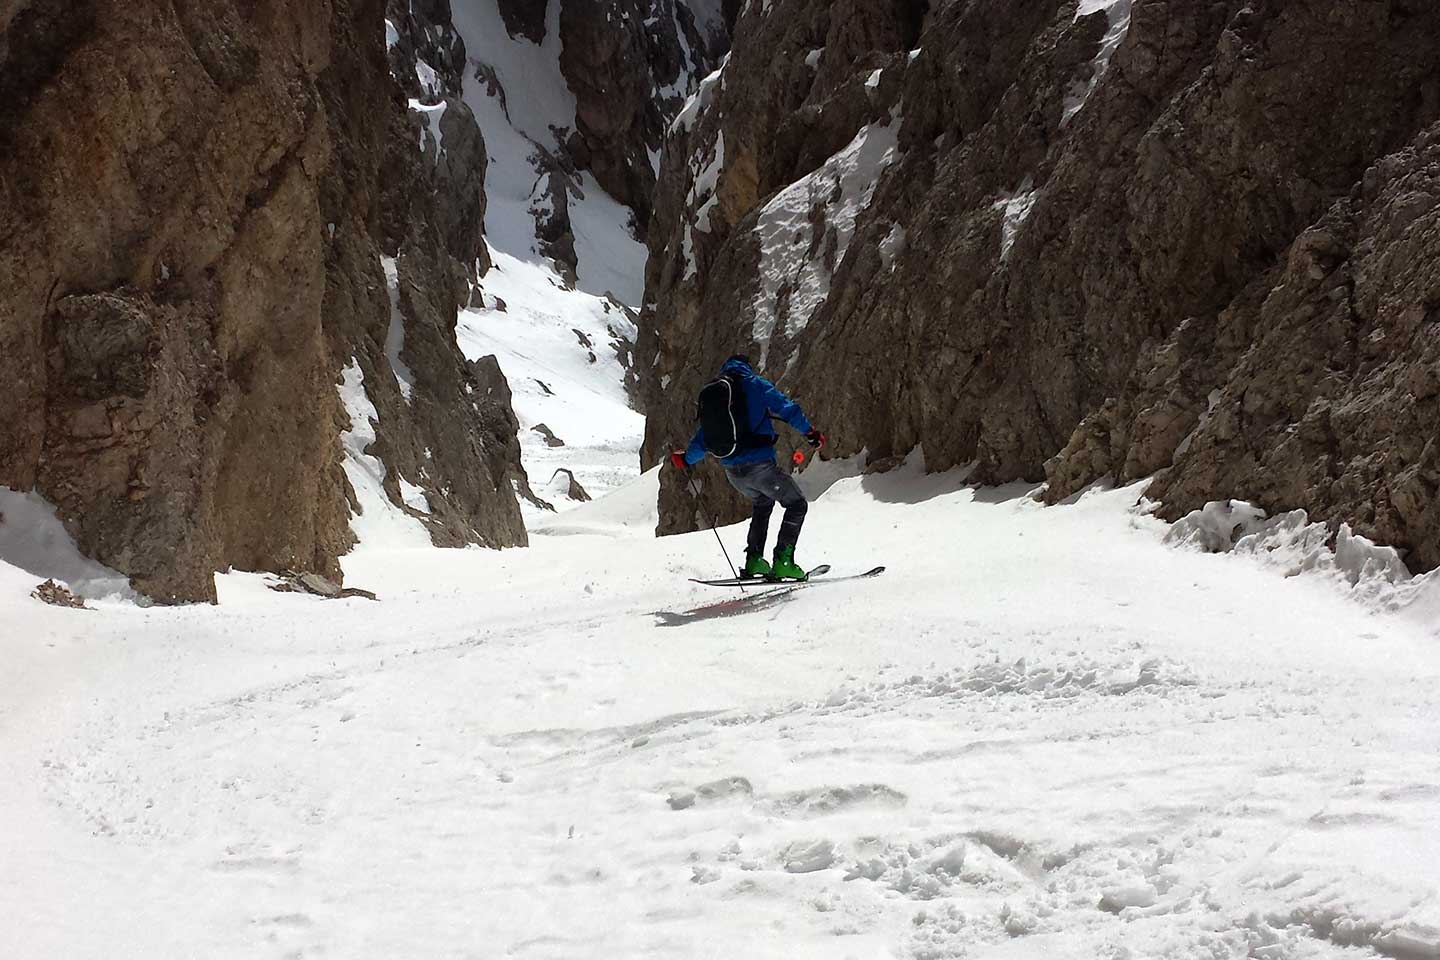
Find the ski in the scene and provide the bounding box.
[689,565,885,588]
[690,564,831,588]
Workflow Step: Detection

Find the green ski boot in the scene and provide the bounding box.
[741,552,772,579]
[771,545,807,581]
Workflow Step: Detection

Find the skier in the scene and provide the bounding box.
[670,355,825,581]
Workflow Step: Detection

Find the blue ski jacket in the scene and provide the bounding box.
[684,358,814,468]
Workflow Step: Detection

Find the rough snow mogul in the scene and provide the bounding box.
[671,355,824,581]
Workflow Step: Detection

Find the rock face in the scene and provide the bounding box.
[558,0,729,229]
[639,0,1440,570]
[0,0,526,602]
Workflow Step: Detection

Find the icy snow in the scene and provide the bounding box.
[5,466,1440,958]
[751,119,900,365]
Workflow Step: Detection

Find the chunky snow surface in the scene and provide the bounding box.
[6,465,1440,959]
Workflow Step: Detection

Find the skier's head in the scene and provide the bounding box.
[726,354,752,369]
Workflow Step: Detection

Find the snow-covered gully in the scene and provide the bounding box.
[4,468,1437,959]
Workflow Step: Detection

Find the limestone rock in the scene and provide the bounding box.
[496,0,548,44]
[32,580,87,610]
[269,571,379,601]
[548,468,593,502]
[558,0,729,229]
[532,424,566,448]
[0,0,528,602]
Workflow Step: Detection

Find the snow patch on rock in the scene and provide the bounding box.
[1063,0,1134,123]
[673,54,728,134]
[751,118,901,365]
[682,130,726,280]
[338,360,433,549]
[994,178,1039,261]
[380,257,417,402]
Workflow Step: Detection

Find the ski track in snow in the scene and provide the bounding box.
[5,469,1439,959]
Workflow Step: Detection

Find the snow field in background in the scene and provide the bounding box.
[441,0,649,517]
[4,468,1438,959]
[450,0,647,305]
[456,248,643,513]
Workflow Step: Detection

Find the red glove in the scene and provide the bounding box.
[805,430,825,449]
[670,451,689,471]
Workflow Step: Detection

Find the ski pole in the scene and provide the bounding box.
[684,470,744,590]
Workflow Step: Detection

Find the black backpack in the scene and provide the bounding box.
[696,373,774,458]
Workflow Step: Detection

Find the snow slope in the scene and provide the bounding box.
[457,248,644,513]
[5,464,1438,959]
[444,0,649,513]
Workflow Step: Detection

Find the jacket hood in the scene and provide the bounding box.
[721,356,754,377]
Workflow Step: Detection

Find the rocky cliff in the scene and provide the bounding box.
[0,0,527,603]
[639,0,1440,571]
[0,0,732,603]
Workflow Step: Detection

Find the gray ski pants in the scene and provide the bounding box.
[724,458,808,556]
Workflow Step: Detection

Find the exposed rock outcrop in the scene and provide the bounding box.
[639,0,1440,570]
[558,0,729,229]
[32,579,87,610]
[0,0,526,602]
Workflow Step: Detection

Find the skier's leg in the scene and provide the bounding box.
[724,464,775,557]
[747,496,775,557]
[748,460,808,551]
[774,474,808,551]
